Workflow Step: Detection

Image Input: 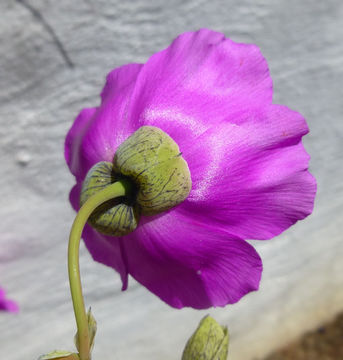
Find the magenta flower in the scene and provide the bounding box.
[65,29,316,309]
[0,286,18,313]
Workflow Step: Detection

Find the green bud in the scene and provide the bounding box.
[182,316,229,360]
[113,126,192,216]
[81,161,140,236]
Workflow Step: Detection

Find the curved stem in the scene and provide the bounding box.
[68,180,132,360]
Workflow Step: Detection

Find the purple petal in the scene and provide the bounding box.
[65,107,97,180]
[123,212,262,309]
[65,30,272,182]
[127,29,273,149]
[65,64,143,180]
[0,287,18,313]
[83,227,129,290]
[100,63,143,103]
[69,182,82,211]
[179,104,316,240]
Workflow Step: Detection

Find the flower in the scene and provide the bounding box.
[0,286,18,312]
[65,29,316,309]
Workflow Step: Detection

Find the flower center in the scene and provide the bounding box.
[80,126,192,236]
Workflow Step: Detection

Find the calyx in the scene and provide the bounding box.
[81,126,192,236]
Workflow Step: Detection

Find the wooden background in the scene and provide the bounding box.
[0,1,342,359]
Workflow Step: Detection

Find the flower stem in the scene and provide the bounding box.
[68,180,132,360]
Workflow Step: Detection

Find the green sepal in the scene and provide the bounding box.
[74,307,97,354]
[81,126,191,236]
[182,315,229,360]
[114,126,192,216]
[38,350,79,360]
[80,161,140,236]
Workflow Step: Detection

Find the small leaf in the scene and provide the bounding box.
[87,307,97,351]
[74,307,97,353]
[38,350,79,360]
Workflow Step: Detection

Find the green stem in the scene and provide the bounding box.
[68,180,132,360]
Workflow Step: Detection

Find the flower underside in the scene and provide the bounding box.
[66,29,316,309]
[80,126,192,236]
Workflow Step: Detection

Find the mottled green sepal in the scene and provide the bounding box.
[113,126,191,215]
[38,350,79,360]
[81,161,140,236]
[182,316,229,360]
[75,307,97,354]
[81,126,191,235]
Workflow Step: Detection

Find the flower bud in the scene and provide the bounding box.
[182,316,229,360]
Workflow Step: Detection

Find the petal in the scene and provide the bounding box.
[83,226,129,290]
[65,107,97,180]
[69,183,82,212]
[69,183,129,289]
[100,63,143,103]
[65,63,143,180]
[126,29,272,149]
[0,287,19,313]
[180,104,316,240]
[65,30,273,181]
[123,212,262,309]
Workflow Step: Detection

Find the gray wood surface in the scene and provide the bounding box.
[0,1,342,359]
